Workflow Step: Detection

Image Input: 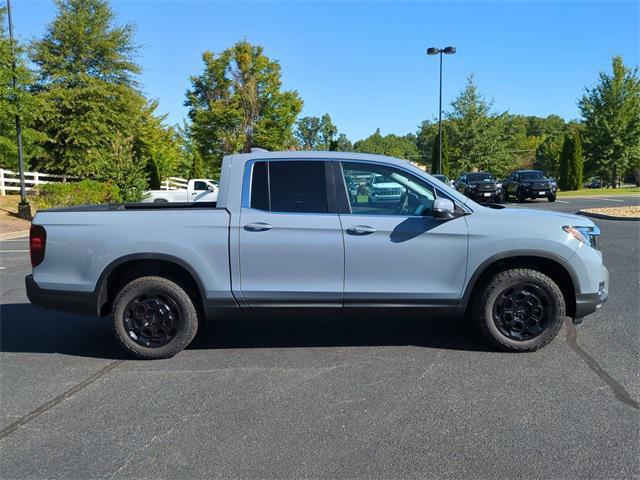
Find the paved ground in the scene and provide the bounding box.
[0,196,638,479]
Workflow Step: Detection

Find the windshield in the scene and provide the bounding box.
[519,171,545,181]
[468,173,495,182]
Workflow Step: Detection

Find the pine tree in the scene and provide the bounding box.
[30,0,146,176]
[571,132,584,189]
[559,135,576,190]
[430,129,450,176]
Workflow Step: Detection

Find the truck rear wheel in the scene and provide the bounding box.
[472,268,565,352]
[112,276,199,359]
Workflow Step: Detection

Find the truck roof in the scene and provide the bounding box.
[224,150,413,167]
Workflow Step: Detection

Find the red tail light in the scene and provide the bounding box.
[30,225,47,268]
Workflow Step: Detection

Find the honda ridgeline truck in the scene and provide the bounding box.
[26,151,608,359]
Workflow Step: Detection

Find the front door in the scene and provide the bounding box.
[239,160,344,308]
[337,161,469,307]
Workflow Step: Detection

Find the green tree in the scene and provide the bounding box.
[572,132,584,189]
[446,75,512,178]
[353,128,419,160]
[295,113,340,150]
[333,133,353,152]
[320,113,338,149]
[97,133,147,202]
[579,56,640,187]
[558,134,576,190]
[0,6,45,170]
[535,135,564,177]
[186,41,303,169]
[295,116,321,150]
[430,129,450,176]
[416,120,437,166]
[30,0,148,176]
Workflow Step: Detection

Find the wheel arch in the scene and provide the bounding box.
[461,251,579,319]
[96,253,207,318]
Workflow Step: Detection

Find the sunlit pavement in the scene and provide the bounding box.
[0,197,638,479]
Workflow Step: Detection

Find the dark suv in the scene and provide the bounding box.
[503,170,557,202]
[455,172,503,203]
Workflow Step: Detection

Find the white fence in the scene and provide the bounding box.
[0,169,190,195]
[160,177,188,190]
[0,168,72,195]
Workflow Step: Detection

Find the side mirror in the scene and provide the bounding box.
[207,185,215,192]
[433,198,456,219]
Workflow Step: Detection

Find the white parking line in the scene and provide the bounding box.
[599,198,624,202]
[0,250,29,253]
[555,200,570,204]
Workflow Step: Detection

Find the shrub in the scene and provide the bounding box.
[31,180,122,210]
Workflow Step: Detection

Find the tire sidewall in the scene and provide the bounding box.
[113,277,198,359]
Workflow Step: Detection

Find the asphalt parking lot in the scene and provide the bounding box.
[1,195,638,479]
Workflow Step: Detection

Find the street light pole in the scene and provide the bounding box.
[427,46,456,175]
[6,0,31,219]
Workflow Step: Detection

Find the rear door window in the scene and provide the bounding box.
[248,160,330,214]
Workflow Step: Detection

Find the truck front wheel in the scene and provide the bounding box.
[472,268,565,352]
[112,276,199,359]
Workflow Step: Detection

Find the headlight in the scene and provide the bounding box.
[563,225,600,249]
[468,184,477,189]
[496,183,502,188]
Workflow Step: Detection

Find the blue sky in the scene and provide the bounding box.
[15,1,640,140]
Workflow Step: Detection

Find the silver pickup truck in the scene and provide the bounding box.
[26,151,608,359]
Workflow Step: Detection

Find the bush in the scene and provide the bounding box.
[31,180,122,210]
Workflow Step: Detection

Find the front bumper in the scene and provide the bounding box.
[574,266,609,320]
[519,186,556,197]
[467,189,500,201]
[25,274,97,317]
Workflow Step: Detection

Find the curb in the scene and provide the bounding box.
[576,210,640,222]
[0,229,30,240]
[558,193,640,199]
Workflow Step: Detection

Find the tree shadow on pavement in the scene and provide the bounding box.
[0,303,493,359]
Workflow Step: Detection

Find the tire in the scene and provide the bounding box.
[516,194,525,203]
[153,198,169,203]
[495,193,504,204]
[472,268,565,352]
[547,194,556,202]
[112,276,199,359]
[503,191,510,202]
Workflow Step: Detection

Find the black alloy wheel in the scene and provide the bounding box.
[492,283,550,340]
[123,292,180,348]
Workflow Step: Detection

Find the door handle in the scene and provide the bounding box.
[244,222,274,232]
[346,225,376,235]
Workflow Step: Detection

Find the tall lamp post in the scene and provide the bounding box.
[427,46,456,175]
[6,0,30,219]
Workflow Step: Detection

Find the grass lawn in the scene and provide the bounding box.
[558,187,640,197]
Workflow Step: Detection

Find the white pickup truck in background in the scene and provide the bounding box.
[142,179,218,203]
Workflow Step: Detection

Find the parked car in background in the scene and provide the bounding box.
[26,151,608,359]
[585,178,603,189]
[432,174,455,188]
[503,170,557,202]
[143,179,218,203]
[369,173,405,203]
[455,172,503,203]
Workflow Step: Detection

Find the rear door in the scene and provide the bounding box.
[238,160,344,307]
[336,161,469,307]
